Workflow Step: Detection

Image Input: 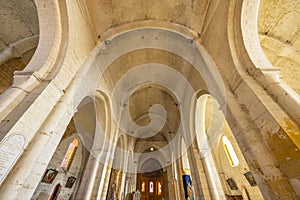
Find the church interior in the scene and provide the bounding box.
[0,0,300,199]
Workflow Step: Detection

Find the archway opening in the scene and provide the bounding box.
[137,158,165,200]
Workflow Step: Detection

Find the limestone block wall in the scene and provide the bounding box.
[31,135,83,200]
[258,0,300,95]
[200,0,300,198]
[0,0,97,198]
[0,0,39,52]
[0,48,36,94]
[212,123,264,200]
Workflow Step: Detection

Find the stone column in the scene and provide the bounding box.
[123,176,131,200]
[187,140,212,200]
[99,162,113,200]
[131,170,137,192]
[76,136,114,199]
[0,96,73,200]
[167,158,181,200]
[98,148,115,200]
[75,152,100,199]
[117,170,126,199]
[176,158,186,200]
[166,165,174,200]
[227,93,298,199]
[202,152,225,200]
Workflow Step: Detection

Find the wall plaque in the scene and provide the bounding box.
[0,134,26,185]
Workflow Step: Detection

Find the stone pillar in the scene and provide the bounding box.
[107,169,126,200]
[227,93,299,199]
[176,158,186,200]
[123,176,131,200]
[131,171,137,192]
[76,150,102,199]
[76,133,115,200]
[99,163,113,199]
[96,121,120,200]
[98,148,115,200]
[187,140,211,200]
[167,159,181,200]
[0,98,73,200]
[166,165,175,200]
[202,152,225,200]
[117,171,126,199]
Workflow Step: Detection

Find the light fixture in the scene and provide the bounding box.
[104,40,111,45]
[187,39,193,43]
[150,147,154,151]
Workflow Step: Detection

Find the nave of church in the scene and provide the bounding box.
[0,0,300,199]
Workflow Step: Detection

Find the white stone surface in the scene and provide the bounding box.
[0,134,26,185]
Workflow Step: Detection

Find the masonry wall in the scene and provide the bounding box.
[31,135,83,200]
[212,122,264,200]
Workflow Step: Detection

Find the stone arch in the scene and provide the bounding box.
[195,94,224,156]
[225,1,300,197]
[228,0,300,127]
[73,90,112,155]
[74,91,113,200]
[75,27,225,106]
[73,96,97,151]
[0,0,70,123]
[0,0,39,95]
[113,135,127,170]
[22,0,69,77]
[194,93,225,199]
[137,148,166,174]
[91,90,113,154]
[73,28,226,173]
[140,158,163,173]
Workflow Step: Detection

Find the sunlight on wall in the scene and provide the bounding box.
[61,138,79,172]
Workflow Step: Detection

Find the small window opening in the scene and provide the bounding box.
[61,138,78,172]
[149,181,154,193]
[222,136,239,167]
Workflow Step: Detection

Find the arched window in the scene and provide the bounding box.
[222,136,239,167]
[149,181,154,193]
[61,138,78,172]
[141,182,145,192]
[157,181,162,195]
[50,184,61,200]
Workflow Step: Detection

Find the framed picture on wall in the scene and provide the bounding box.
[41,169,58,184]
[65,176,77,188]
[226,178,238,190]
[244,172,257,186]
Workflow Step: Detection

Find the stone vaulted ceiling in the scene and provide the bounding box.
[0,0,39,94]
[0,0,299,94]
[258,0,300,94]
